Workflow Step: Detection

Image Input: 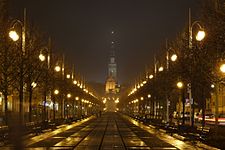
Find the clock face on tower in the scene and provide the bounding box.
[108,63,116,79]
[110,57,115,63]
[106,54,117,94]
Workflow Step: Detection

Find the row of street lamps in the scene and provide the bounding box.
[125,8,206,125]
[5,8,100,123]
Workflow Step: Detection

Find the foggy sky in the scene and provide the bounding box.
[10,0,201,84]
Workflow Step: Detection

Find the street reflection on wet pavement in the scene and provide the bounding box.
[1,112,219,150]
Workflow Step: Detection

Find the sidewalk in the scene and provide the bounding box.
[123,114,219,150]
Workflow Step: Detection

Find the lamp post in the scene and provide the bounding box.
[53,89,59,121]
[66,93,71,119]
[9,8,26,123]
[39,46,50,67]
[165,45,178,123]
[75,96,79,118]
[188,8,206,127]
[177,81,185,125]
[153,56,159,118]
[54,55,65,119]
[39,46,51,122]
[189,9,206,49]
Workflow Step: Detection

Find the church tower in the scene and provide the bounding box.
[104,31,120,112]
[105,31,117,93]
[108,43,117,80]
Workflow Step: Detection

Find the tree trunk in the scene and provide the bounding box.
[19,61,24,124]
[52,92,55,121]
[3,91,8,125]
[3,52,8,125]
[43,90,47,121]
[28,84,33,122]
[182,89,185,125]
[202,87,206,128]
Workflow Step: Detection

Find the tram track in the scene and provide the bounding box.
[98,115,109,150]
[1,112,218,150]
[115,116,127,150]
[73,117,104,149]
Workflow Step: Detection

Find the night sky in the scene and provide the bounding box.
[10,0,201,84]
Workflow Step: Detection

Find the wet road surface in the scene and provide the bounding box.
[1,112,219,150]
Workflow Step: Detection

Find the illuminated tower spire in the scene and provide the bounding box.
[105,30,117,93]
[105,30,120,112]
[108,30,117,80]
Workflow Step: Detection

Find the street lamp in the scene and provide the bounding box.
[39,47,50,65]
[54,89,59,95]
[73,80,77,85]
[177,81,185,125]
[55,65,61,72]
[167,46,178,64]
[149,74,154,79]
[165,47,178,123]
[66,93,71,118]
[38,47,51,122]
[53,56,66,119]
[9,30,19,41]
[66,74,71,79]
[171,54,178,62]
[196,30,206,41]
[115,99,119,103]
[39,54,45,62]
[9,8,27,123]
[219,64,225,73]
[54,64,62,118]
[53,89,59,120]
[158,66,164,72]
[31,82,37,88]
[67,93,71,98]
[54,55,65,79]
[189,22,205,48]
[188,8,206,127]
[177,81,183,89]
